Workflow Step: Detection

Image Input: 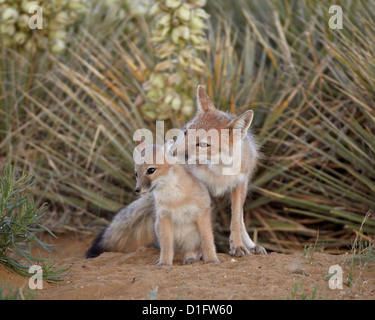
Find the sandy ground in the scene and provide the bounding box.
[1,235,374,300]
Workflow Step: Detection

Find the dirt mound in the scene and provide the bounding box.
[1,235,374,300]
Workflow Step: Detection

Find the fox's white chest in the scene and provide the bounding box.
[152,166,203,224]
[156,202,201,252]
[190,165,247,196]
[156,202,200,223]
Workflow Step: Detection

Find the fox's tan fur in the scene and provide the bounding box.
[100,194,156,253]
[134,142,219,265]
[86,85,265,259]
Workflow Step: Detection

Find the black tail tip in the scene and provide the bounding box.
[85,229,106,259]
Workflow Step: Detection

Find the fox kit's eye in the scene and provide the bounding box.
[147,168,156,175]
[134,172,138,178]
[197,142,209,148]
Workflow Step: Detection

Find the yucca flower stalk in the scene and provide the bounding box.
[141,0,209,120]
[100,0,152,17]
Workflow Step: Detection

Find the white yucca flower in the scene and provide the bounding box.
[0,0,88,54]
[142,0,209,120]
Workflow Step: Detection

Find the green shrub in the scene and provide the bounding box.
[0,280,36,300]
[0,164,69,282]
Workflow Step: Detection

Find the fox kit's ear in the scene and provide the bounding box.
[197,85,216,113]
[228,110,254,139]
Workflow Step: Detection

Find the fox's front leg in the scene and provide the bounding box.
[230,181,267,256]
[197,207,220,264]
[155,215,174,266]
[229,183,249,257]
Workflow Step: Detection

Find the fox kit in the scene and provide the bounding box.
[133,140,219,265]
[175,85,266,257]
[86,85,265,259]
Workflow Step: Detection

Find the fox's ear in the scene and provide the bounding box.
[135,137,148,147]
[134,137,149,158]
[164,139,175,156]
[228,110,254,139]
[197,85,216,113]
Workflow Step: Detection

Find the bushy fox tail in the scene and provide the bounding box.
[85,194,156,258]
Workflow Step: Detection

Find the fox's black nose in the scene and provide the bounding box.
[135,187,140,194]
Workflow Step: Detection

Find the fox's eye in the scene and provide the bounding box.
[147,168,156,174]
[197,142,209,148]
[135,172,138,178]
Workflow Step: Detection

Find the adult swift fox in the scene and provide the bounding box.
[133,140,219,265]
[173,85,266,256]
[86,85,265,258]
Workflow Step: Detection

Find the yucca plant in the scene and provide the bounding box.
[141,0,210,120]
[214,0,375,252]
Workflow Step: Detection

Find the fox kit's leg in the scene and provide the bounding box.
[230,181,267,256]
[197,208,219,264]
[155,215,174,266]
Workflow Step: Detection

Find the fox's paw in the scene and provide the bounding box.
[229,243,250,257]
[249,244,267,255]
[156,259,172,266]
[156,262,172,266]
[204,259,220,264]
[183,257,199,265]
